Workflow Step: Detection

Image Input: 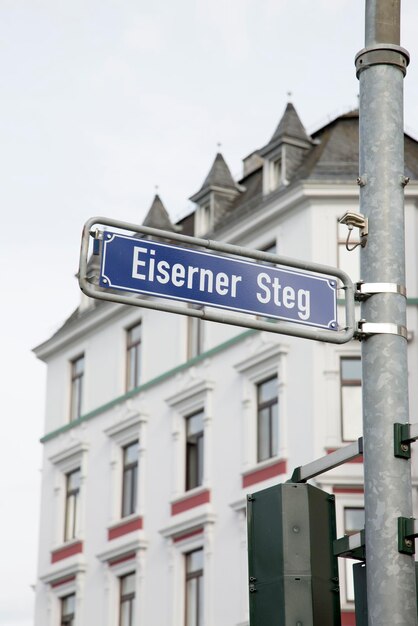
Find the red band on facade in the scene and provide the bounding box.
[333,487,364,494]
[108,516,143,541]
[242,459,287,488]
[109,552,137,567]
[51,541,83,564]
[173,527,204,543]
[51,575,76,588]
[171,489,210,516]
[341,610,356,626]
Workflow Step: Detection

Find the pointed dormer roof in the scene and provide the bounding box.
[142,194,178,232]
[260,102,312,157]
[190,152,240,203]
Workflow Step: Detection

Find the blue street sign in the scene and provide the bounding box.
[99,232,338,330]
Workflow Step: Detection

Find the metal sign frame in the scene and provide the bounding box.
[78,216,355,344]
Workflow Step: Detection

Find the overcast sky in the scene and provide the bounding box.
[2,2,418,624]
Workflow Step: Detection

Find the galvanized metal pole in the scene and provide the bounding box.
[357,1,417,623]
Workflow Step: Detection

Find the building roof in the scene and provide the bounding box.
[190,152,238,202]
[260,102,313,156]
[142,194,177,232]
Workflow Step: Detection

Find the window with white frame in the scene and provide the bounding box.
[257,376,279,462]
[234,343,287,470]
[60,593,76,626]
[126,323,142,391]
[344,507,365,602]
[104,412,146,525]
[121,441,139,518]
[186,411,204,491]
[185,548,204,626]
[197,202,211,236]
[119,572,136,626]
[341,357,362,441]
[64,468,81,541]
[70,354,84,422]
[49,443,88,548]
[165,379,214,498]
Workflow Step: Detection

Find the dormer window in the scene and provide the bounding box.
[263,151,285,195]
[190,152,241,236]
[195,201,212,237]
[201,202,211,234]
[260,102,313,196]
[272,157,282,190]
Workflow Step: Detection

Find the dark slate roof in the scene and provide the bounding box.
[260,102,312,155]
[295,109,360,181]
[190,152,238,201]
[142,194,177,231]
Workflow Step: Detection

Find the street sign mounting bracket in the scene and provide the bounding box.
[398,517,418,555]
[334,529,366,561]
[355,281,407,301]
[394,422,418,459]
[355,320,408,341]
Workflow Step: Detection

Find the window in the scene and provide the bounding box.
[257,376,278,462]
[272,157,282,189]
[127,323,142,391]
[119,572,136,626]
[186,411,204,491]
[121,441,139,518]
[64,468,81,541]
[344,507,365,602]
[341,357,362,441]
[61,593,75,626]
[185,549,204,626]
[70,355,84,422]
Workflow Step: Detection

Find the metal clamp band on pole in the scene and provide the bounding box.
[356,321,408,341]
[355,282,407,301]
[355,44,410,77]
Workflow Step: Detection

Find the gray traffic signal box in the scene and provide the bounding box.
[247,482,341,626]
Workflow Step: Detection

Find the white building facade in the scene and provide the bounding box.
[34,104,418,626]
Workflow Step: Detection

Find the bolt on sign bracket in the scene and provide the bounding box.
[398,517,418,556]
[394,422,418,459]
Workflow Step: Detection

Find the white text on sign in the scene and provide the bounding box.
[132,245,311,321]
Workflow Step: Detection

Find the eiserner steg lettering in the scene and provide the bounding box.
[131,246,311,321]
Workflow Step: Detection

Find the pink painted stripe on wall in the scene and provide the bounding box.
[171,489,210,516]
[173,527,204,543]
[242,460,287,488]
[109,552,137,567]
[108,516,143,541]
[51,575,76,588]
[51,541,83,563]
